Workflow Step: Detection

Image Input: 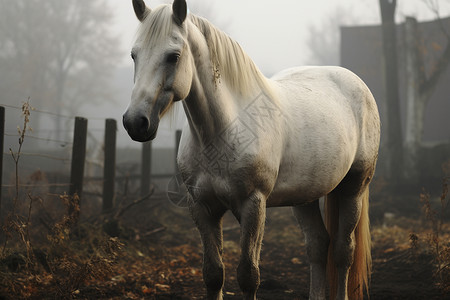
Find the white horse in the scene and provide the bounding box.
[123,1,380,299]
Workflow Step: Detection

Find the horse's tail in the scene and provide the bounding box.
[325,188,371,300]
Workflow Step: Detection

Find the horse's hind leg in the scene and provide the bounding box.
[236,191,266,300]
[328,169,372,300]
[190,200,227,300]
[293,200,329,300]
[332,193,361,300]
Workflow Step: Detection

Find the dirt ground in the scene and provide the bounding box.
[0,187,449,299]
[113,194,447,300]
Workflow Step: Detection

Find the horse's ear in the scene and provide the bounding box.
[133,0,150,22]
[172,0,187,25]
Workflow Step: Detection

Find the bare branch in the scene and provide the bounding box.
[423,0,450,41]
[114,185,156,219]
[420,39,450,99]
[0,0,124,120]
[418,1,450,99]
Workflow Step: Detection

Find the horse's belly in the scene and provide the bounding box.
[268,178,334,207]
[267,160,351,207]
[267,124,357,207]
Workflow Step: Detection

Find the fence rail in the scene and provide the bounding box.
[0,105,182,220]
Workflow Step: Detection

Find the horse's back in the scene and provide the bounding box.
[271,66,375,109]
[272,65,380,161]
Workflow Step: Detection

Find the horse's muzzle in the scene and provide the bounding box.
[122,111,157,142]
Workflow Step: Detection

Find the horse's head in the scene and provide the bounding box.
[123,0,192,142]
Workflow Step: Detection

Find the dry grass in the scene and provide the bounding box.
[413,177,450,292]
[0,101,125,299]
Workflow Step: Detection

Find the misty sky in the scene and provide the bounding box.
[112,0,450,75]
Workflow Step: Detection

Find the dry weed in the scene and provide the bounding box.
[412,176,450,293]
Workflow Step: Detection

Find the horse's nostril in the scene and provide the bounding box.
[138,116,149,132]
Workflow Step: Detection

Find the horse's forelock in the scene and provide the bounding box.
[137,5,174,49]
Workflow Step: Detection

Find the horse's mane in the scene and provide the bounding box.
[190,15,272,98]
[137,4,272,99]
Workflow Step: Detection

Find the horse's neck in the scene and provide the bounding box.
[183,18,275,145]
[183,70,231,143]
[183,22,237,144]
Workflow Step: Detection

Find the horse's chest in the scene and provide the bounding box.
[183,125,263,180]
[181,148,277,208]
[179,117,281,206]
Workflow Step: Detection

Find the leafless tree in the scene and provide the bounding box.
[0,0,123,138]
[403,0,450,180]
[379,0,404,182]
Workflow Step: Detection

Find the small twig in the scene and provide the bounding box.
[24,195,35,267]
[437,263,450,274]
[423,0,450,41]
[114,185,155,219]
[143,226,166,237]
[2,100,32,256]
[25,194,33,237]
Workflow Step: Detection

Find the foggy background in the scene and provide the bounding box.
[0,0,449,188]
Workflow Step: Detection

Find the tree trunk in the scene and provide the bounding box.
[379,0,403,182]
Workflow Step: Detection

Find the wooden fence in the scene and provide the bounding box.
[0,105,182,218]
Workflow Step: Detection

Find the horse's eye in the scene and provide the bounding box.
[167,53,180,64]
[131,52,136,61]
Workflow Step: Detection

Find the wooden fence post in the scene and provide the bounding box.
[175,130,182,174]
[0,106,4,218]
[141,141,152,197]
[102,119,116,212]
[69,117,88,210]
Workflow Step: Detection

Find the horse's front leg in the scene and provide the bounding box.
[236,191,266,300]
[190,199,227,300]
